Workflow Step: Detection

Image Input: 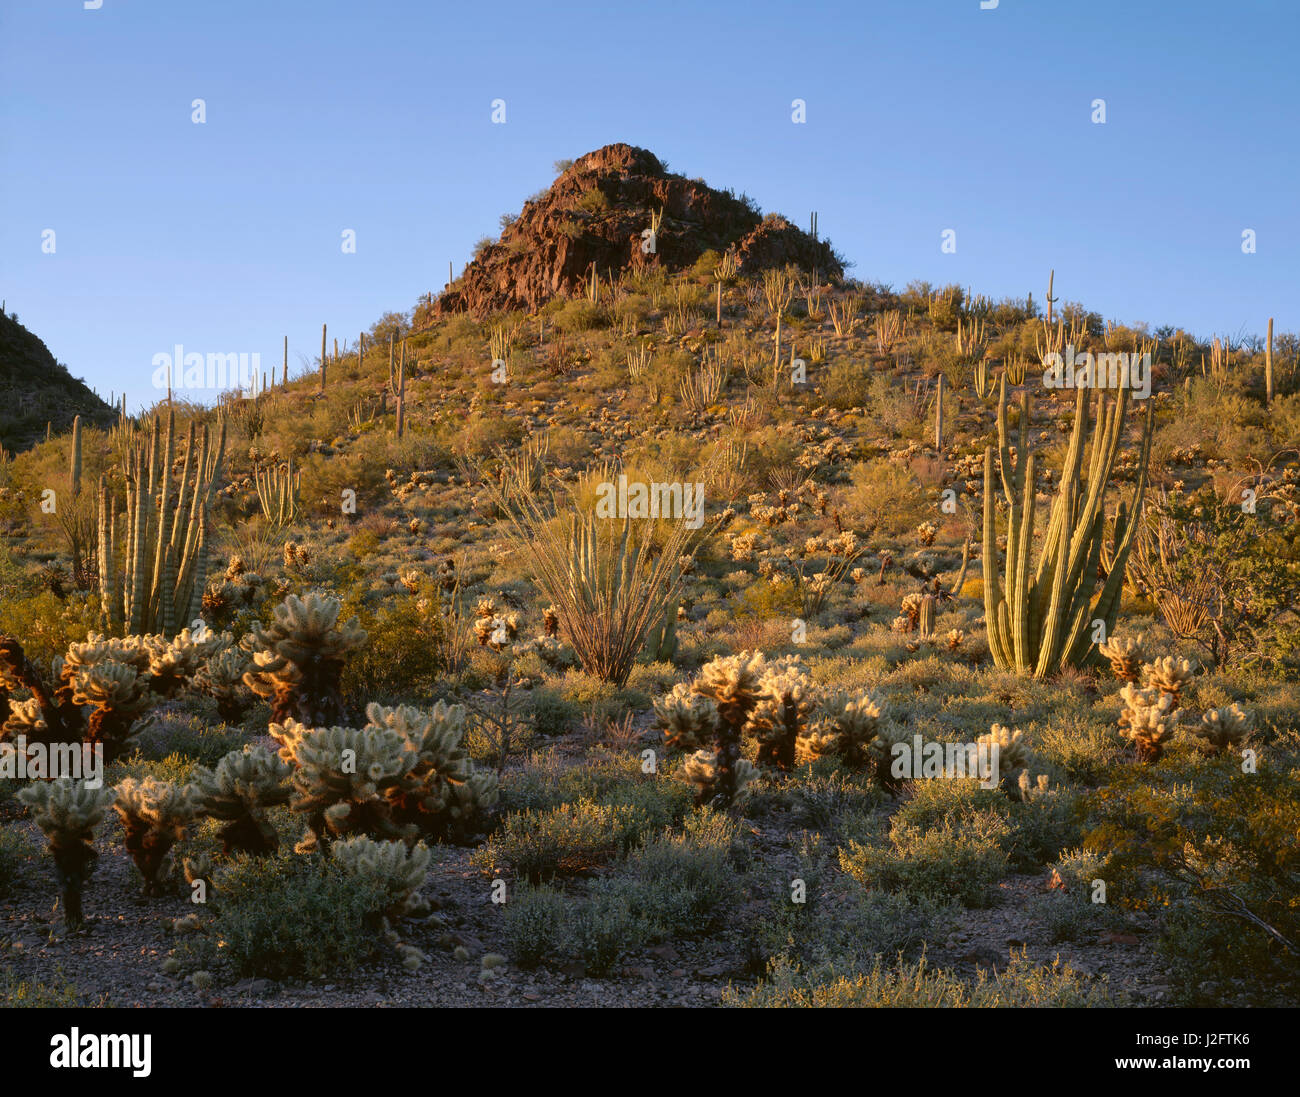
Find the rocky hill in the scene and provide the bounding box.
[0,310,115,453]
[433,143,843,316]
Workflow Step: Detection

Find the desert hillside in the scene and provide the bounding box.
[1,146,1298,1014]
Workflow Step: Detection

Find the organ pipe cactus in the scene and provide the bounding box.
[190,745,292,855]
[242,592,367,728]
[982,375,1153,677]
[16,778,116,930]
[113,777,197,895]
[254,458,300,527]
[97,410,225,638]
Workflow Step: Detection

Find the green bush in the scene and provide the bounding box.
[0,826,37,892]
[839,812,1010,908]
[203,853,391,980]
[503,884,568,969]
[569,887,633,975]
[471,799,641,883]
[728,951,1119,1007]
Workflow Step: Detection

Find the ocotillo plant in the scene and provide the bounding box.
[982,375,1153,677]
[97,411,225,637]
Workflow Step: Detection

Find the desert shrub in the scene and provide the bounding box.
[201,853,390,980]
[729,951,1118,1007]
[553,299,608,333]
[0,826,37,891]
[789,765,887,831]
[471,798,642,883]
[0,969,92,1008]
[1078,751,1300,1005]
[601,810,742,940]
[527,688,579,737]
[569,887,634,975]
[838,812,1010,907]
[502,884,568,969]
[0,590,102,669]
[129,713,248,766]
[821,361,873,410]
[840,458,928,537]
[339,594,447,704]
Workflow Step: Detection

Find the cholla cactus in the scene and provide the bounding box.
[143,627,230,697]
[653,682,718,751]
[1119,683,1182,763]
[62,633,150,678]
[113,777,196,895]
[976,724,1031,780]
[190,744,292,855]
[242,592,367,727]
[276,720,415,852]
[69,660,153,760]
[1097,633,1148,682]
[749,657,817,770]
[1015,771,1052,803]
[1143,655,1195,704]
[542,607,559,637]
[1190,704,1253,756]
[682,750,757,807]
[946,628,965,651]
[803,691,888,776]
[366,701,498,842]
[916,520,937,547]
[192,647,255,722]
[16,778,116,929]
[689,652,769,806]
[331,835,431,919]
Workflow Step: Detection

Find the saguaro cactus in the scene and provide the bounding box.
[982,375,1153,677]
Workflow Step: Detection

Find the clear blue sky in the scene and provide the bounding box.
[3,0,1297,412]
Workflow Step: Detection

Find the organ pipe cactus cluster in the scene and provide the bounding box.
[242,592,367,727]
[982,376,1153,677]
[190,745,292,855]
[16,778,117,929]
[113,777,196,895]
[97,410,226,638]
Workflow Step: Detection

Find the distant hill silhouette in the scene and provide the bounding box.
[0,309,115,453]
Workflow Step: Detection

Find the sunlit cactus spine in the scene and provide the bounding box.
[113,777,196,895]
[274,720,416,853]
[1118,682,1182,764]
[16,778,117,929]
[689,651,768,806]
[1097,632,1147,682]
[190,745,292,855]
[653,682,717,751]
[1143,655,1195,705]
[1191,704,1253,756]
[242,592,368,728]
